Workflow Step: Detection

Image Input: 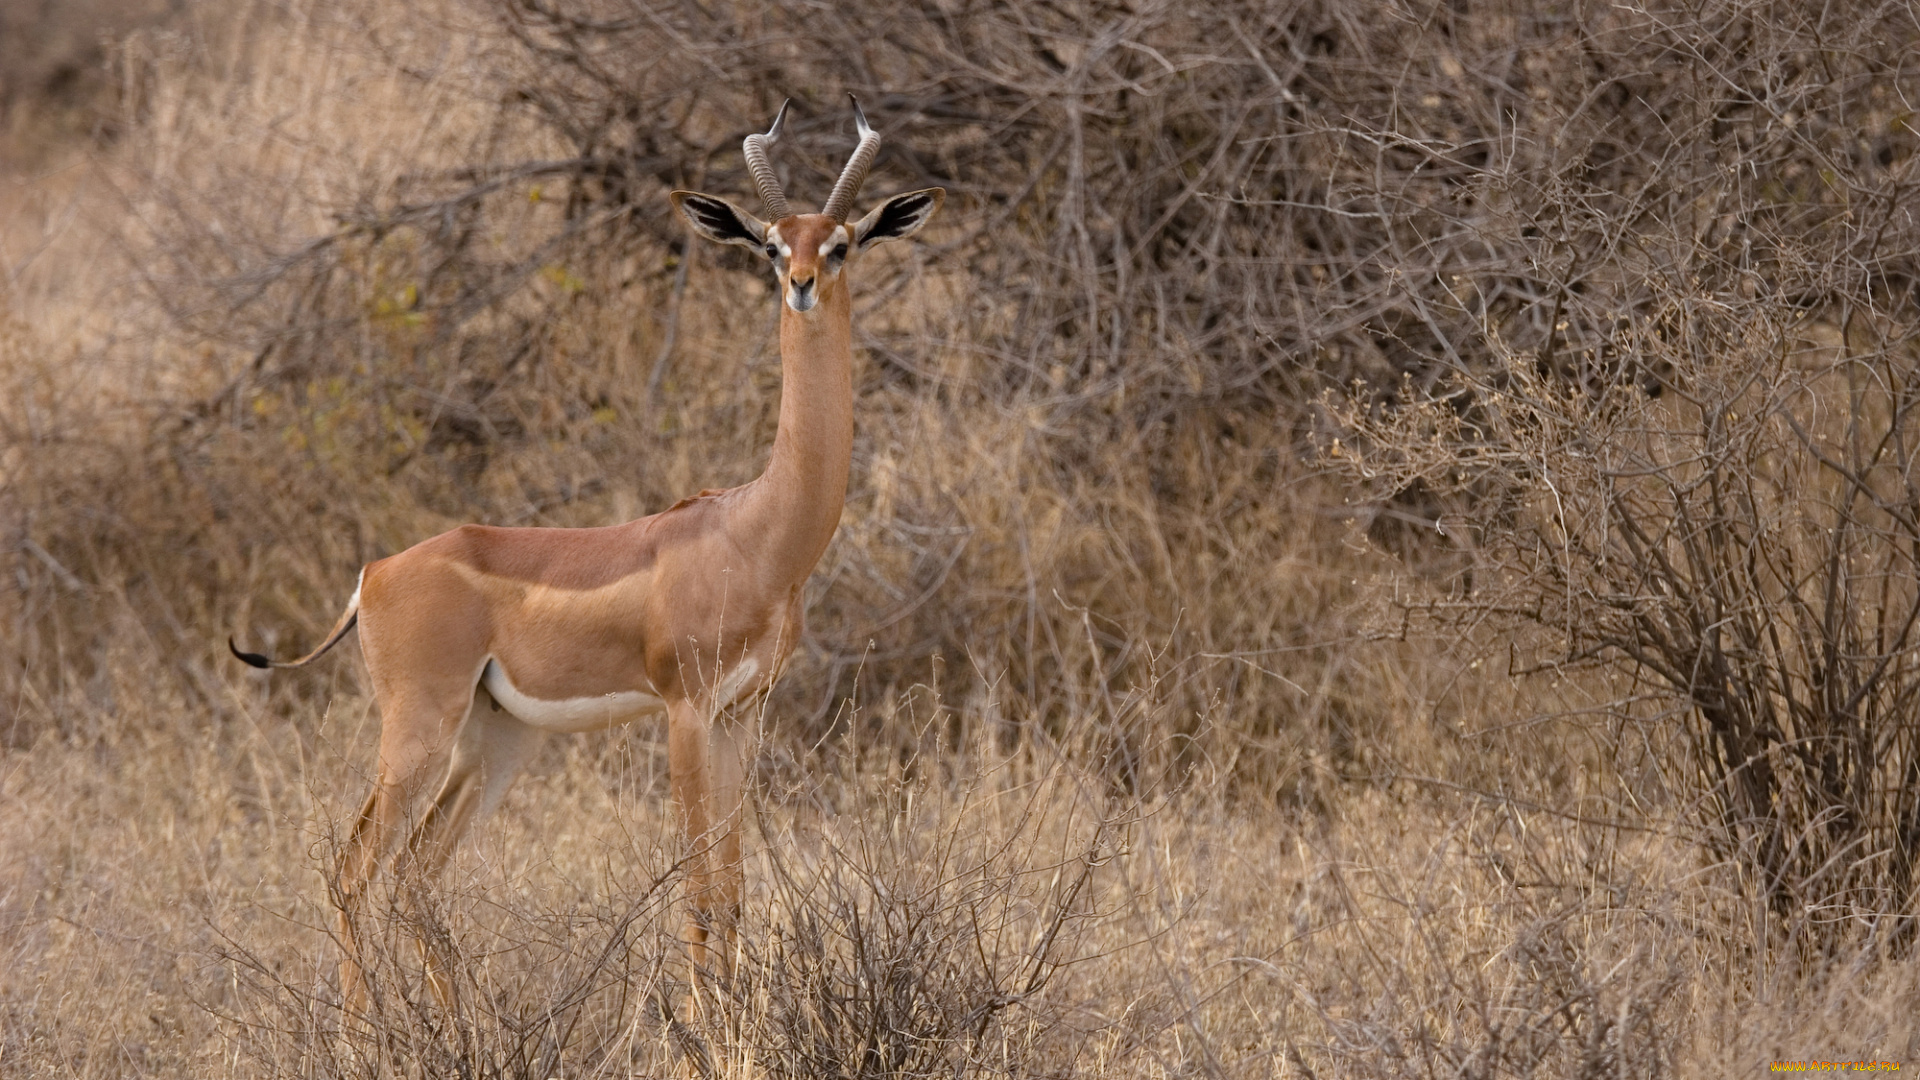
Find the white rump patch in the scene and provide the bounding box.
[482,660,666,733]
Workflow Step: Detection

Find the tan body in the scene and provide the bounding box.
[232,100,943,1015]
[345,291,839,998]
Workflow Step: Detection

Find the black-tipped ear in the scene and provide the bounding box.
[671,191,769,250]
[852,188,945,250]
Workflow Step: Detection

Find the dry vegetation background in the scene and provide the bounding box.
[3,0,1920,1075]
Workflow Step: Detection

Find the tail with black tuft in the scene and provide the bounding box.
[227,568,365,671]
[229,638,274,668]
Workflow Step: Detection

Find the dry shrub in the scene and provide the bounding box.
[5,0,1920,1074]
[729,746,1130,1080]
[0,0,180,161]
[215,853,688,1078]
[1316,0,1920,951]
[1336,299,1920,953]
[1273,798,1696,1078]
[204,730,1146,1080]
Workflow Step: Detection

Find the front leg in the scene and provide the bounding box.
[667,697,752,1012]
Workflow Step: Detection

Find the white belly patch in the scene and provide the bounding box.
[482,660,666,733]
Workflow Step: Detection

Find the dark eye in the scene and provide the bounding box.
[831,244,848,260]
[763,243,779,260]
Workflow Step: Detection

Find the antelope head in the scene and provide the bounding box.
[671,97,944,314]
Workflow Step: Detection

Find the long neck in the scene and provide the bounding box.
[736,282,855,586]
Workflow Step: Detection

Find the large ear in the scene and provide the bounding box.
[670,191,769,251]
[851,188,944,250]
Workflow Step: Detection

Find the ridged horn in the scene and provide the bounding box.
[820,95,882,224]
[743,100,792,221]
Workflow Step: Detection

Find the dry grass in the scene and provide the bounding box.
[4,0,1920,1075]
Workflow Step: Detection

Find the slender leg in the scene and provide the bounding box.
[401,692,546,1004]
[668,698,753,1015]
[334,785,384,1013]
[333,687,475,1013]
[704,712,751,966]
[409,690,547,877]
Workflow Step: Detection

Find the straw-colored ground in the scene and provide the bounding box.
[3,0,1918,1075]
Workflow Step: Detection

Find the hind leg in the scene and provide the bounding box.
[408,689,546,875]
[400,690,546,1004]
[334,683,481,1014]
